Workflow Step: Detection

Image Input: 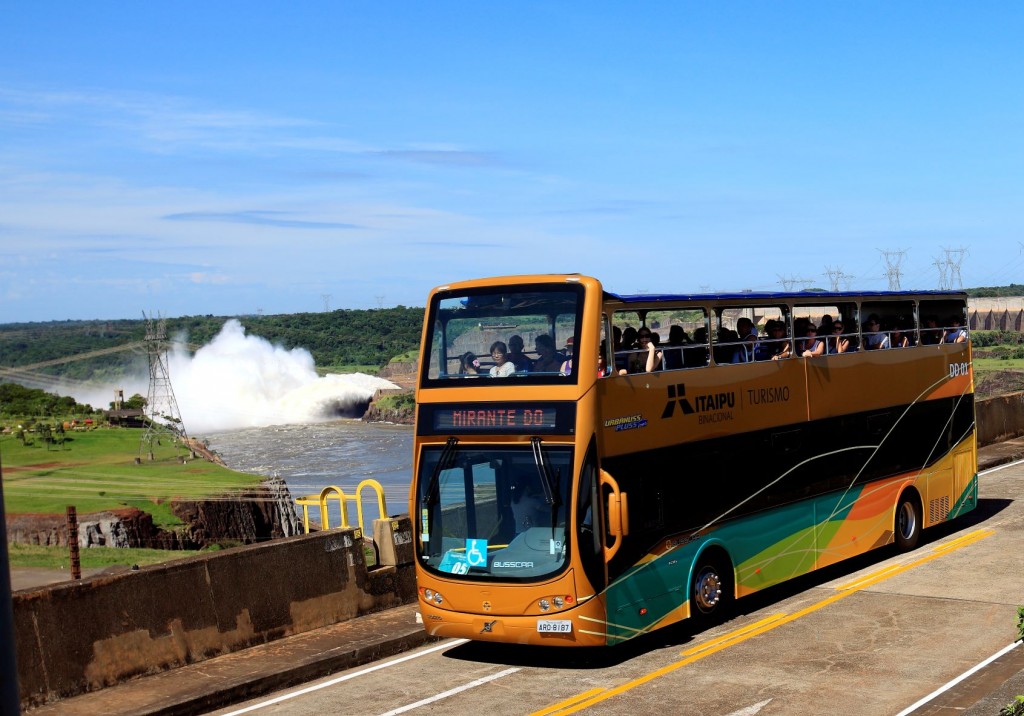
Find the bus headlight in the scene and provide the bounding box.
[539,599,551,611]
[423,589,444,605]
[553,596,564,608]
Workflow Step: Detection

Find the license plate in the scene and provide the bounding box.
[537,619,572,633]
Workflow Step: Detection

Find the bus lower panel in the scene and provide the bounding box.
[600,395,974,579]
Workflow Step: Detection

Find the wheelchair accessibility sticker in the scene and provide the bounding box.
[466,538,488,568]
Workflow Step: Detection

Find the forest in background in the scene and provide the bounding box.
[0,306,425,383]
[2,286,1024,392]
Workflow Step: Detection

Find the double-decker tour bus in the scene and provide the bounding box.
[410,274,976,646]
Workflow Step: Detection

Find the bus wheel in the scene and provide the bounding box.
[691,555,733,624]
[894,492,922,551]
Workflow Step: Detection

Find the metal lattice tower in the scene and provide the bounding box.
[824,266,854,292]
[879,249,907,291]
[943,247,967,289]
[778,275,814,292]
[932,257,950,290]
[140,312,188,458]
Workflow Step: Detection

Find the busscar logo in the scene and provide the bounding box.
[480,620,498,633]
[661,384,695,418]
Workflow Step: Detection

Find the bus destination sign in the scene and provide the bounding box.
[420,402,575,435]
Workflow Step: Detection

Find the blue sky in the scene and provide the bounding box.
[2,2,1023,323]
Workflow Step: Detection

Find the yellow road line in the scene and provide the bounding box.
[533,530,994,715]
[531,688,607,716]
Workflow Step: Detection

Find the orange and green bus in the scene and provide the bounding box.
[410,274,976,646]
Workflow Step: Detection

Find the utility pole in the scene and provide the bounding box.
[0,457,21,714]
[140,312,188,460]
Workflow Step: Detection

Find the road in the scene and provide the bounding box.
[209,460,1024,716]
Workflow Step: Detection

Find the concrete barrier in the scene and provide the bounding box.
[14,517,416,709]
[976,390,1024,447]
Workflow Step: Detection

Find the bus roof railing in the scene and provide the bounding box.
[604,289,967,304]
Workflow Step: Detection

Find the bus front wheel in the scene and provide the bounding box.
[894,491,922,551]
[690,554,733,625]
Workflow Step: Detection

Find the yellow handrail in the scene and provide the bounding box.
[318,485,349,529]
[295,481,388,534]
[355,479,388,531]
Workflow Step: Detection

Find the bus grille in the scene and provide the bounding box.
[930,495,950,524]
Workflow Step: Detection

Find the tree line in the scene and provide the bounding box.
[0,307,425,382]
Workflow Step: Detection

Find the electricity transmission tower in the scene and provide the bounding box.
[140,313,188,459]
[824,266,854,292]
[321,294,332,312]
[879,249,907,291]
[932,257,950,290]
[943,247,967,289]
[777,275,813,291]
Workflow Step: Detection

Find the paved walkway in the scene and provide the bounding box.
[20,438,1024,715]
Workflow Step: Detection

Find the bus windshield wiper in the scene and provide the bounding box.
[530,437,558,506]
[425,436,458,506]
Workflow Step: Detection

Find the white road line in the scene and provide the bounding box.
[376,667,521,716]
[893,640,1022,716]
[980,457,1024,476]
[218,639,469,715]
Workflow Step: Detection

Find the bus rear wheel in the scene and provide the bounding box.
[690,555,733,625]
[894,492,922,551]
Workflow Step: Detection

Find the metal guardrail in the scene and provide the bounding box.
[295,479,388,535]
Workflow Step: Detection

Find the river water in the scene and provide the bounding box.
[204,421,414,527]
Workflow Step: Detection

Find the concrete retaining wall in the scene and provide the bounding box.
[976,390,1024,447]
[14,517,416,709]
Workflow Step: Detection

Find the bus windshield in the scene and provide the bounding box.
[416,443,574,581]
[423,285,583,383]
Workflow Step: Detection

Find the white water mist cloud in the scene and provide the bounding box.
[164,319,397,434]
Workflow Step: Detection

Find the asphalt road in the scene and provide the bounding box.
[211,461,1024,716]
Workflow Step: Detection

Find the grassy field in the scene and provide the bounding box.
[1,427,264,528]
[7,542,204,570]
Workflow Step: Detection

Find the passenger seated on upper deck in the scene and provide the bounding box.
[800,324,825,357]
[888,320,911,348]
[488,341,516,377]
[826,321,851,354]
[731,318,758,363]
[506,334,531,372]
[920,315,941,345]
[459,351,481,375]
[685,327,710,367]
[714,327,738,364]
[531,334,565,373]
[862,314,890,350]
[559,337,574,375]
[662,325,691,370]
[757,320,791,361]
[628,327,663,373]
[943,316,968,343]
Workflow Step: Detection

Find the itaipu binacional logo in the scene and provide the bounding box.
[662,383,736,424]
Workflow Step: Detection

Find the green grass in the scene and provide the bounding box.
[6,542,202,570]
[317,364,380,375]
[975,356,1024,371]
[1,428,263,528]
